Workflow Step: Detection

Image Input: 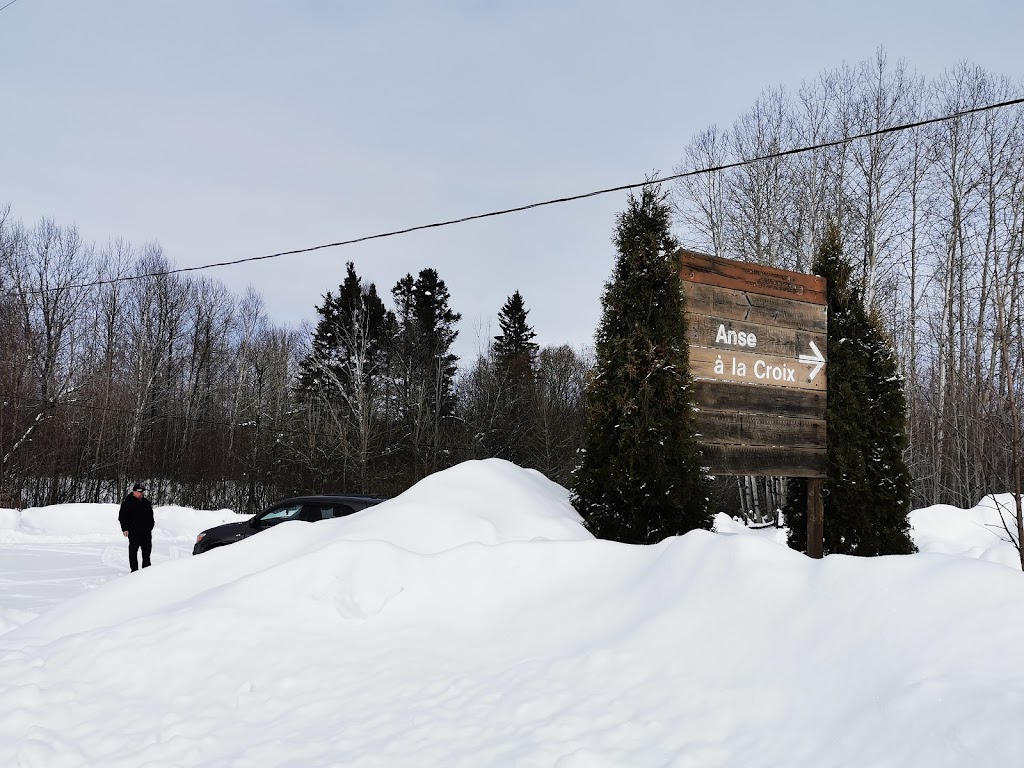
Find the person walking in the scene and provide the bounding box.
[118,483,154,571]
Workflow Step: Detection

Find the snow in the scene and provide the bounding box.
[909,493,1024,569]
[0,503,240,543]
[1,459,1023,766]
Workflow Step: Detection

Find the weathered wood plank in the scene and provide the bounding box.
[680,251,829,477]
[686,312,827,360]
[693,380,826,419]
[683,282,827,332]
[679,249,827,305]
[689,347,827,391]
[694,411,826,449]
[700,444,826,478]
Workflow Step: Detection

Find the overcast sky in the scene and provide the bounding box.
[2,1,1021,361]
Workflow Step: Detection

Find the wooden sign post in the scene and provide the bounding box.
[679,250,828,558]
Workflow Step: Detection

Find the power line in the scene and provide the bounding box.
[7,96,1024,298]
[0,0,21,13]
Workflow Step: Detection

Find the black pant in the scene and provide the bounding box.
[127,530,152,571]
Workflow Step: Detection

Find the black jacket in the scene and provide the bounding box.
[118,493,154,534]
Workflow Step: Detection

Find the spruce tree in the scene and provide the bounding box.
[493,291,539,369]
[390,268,462,481]
[298,262,391,397]
[490,291,540,465]
[297,262,393,492]
[572,185,711,544]
[786,227,915,555]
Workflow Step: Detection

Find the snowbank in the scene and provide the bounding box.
[714,511,789,545]
[910,493,1023,569]
[321,457,591,553]
[0,503,243,543]
[1,462,1023,767]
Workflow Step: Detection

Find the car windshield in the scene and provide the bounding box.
[257,503,303,525]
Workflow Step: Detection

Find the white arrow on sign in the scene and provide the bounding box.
[798,341,826,381]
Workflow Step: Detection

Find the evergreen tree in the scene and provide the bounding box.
[298,262,391,396]
[493,291,539,369]
[390,268,462,481]
[491,291,539,465]
[296,262,393,492]
[785,226,915,555]
[572,185,711,544]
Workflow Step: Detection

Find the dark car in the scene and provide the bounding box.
[192,494,387,555]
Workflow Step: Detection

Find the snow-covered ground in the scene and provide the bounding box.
[1,460,1023,766]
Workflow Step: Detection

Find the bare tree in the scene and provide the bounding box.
[122,245,191,487]
[726,87,795,268]
[847,50,918,310]
[671,52,1024,511]
[79,239,134,500]
[673,125,729,257]
[3,219,92,501]
[532,344,589,486]
[992,261,1024,568]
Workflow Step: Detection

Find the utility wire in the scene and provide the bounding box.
[7,96,1024,298]
[0,0,21,13]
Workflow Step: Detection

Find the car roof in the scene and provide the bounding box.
[271,494,387,506]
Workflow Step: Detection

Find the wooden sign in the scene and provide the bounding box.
[680,249,827,479]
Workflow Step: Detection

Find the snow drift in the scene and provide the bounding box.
[1,460,1023,767]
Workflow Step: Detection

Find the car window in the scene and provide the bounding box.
[331,504,356,518]
[257,503,303,525]
[256,499,374,525]
[307,504,356,520]
[300,504,329,521]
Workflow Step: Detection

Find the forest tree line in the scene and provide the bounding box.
[1,51,1021,517]
[673,51,1023,511]
[0,215,588,511]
